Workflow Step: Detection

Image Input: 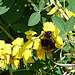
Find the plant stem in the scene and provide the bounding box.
[63,0,65,11]
[41,4,51,12]
[0,25,14,41]
[8,64,13,75]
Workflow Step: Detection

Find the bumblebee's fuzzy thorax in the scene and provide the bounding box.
[41,31,56,52]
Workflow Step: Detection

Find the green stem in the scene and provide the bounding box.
[8,64,13,75]
[0,25,14,41]
[40,4,52,12]
[63,0,65,11]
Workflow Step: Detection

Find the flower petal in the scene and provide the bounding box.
[12,37,24,46]
[43,22,55,31]
[0,40,5,49]
[22,49,32,61]
[56,36,64,45]
[2,44,11,55]
[23,40,33,49]
[47,7,57,15]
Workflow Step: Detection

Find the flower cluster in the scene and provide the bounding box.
[0,21,64,70]
[0,37,34,70]
[24,22,64,60]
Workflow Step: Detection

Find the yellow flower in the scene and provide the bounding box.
[2,44,11,55]
[0,59,6,70]
[22,49,32,61]
[47,7,57,15]
[67,31,72,36]
[12,37,24,46]
[65,9,75,18]
[25,31,37,40]
[53,25,60,37]
[12,46,22,59]
[0,40,5,49]
[10,57,20,68]
[33,38,40,50]
[36,44,45,60]
[23,40,33,49]
[43,22,55,31]
[22,49,34,65]
[56,36,64,45]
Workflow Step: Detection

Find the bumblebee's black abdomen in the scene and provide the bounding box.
[41,39,56,51]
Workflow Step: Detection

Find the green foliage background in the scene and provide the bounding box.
[0,0,75,75]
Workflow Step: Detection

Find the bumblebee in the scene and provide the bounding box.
[40,31,56,52]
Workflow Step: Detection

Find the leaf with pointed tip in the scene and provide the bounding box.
[28,12,40,26]
[53,15,65,33]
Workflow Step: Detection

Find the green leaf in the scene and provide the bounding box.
[2,0,24,24]
[65,16,74,32]
[14,70,31,75]
[53,15,65,32]
[11,24,29,33]
[29,59,45,70]
[63,45,70,52]
[0,28,10,40]
[39,0,45,10]
[0,0,15,15]
[67,0,75,13]
[31,3,39,11]
[28,12,40,26]
[59,31,67,39]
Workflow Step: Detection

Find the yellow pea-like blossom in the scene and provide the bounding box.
[22,49,34,65]
[56,36,64,45]
[25,31,37,40]
[22,49,32,61]
[2,44,11,55]
[43,22,55,31]
[12,45,20,56]
[37,44,45,60]
[0,40,5,49]
[47,7,57,15]
[12,37,24,46]
[23,40,33,49]
[65,9,75,18]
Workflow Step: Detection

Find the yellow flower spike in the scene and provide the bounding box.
[23,40,33,49]
[43,22,55,31]
[22,49,32,61]
[12,46,20,56]
[47,7,57,15]
[56,36,64,45]
[0,40,5,49]
[2,44,11,55]
[12,37,24,46]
